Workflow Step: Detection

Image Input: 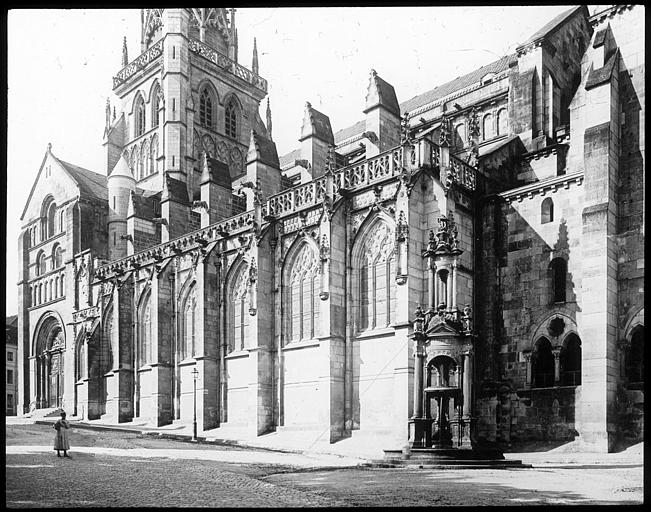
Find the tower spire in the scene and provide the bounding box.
[121,36,129,67]
[266,97,273,141]
[252,37,259,75]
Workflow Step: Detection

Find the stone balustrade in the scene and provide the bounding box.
[95,138,475,281]
[112,40,164,89]
[188,38,267,93]
[29,269,65,308]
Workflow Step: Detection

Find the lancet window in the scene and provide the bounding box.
[180,284,198,359]
[138,292,153,366]
[135,95,146,137]
[199,88,213,128]
[228,262,250,353]
[225,98,239,139]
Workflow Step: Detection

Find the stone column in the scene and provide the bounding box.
[29,356,37,408]
[428,263,436,309]
[452,261,458,310]
[523,351,532,390]
[553,348,561,385]
[461,350,473,447]
[412,342,423,418]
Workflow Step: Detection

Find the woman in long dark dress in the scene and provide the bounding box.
[53,411,71,458]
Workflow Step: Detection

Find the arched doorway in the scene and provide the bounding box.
[33,316,65,409]
[425,355,462,448]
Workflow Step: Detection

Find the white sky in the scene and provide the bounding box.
[6,6,578,315]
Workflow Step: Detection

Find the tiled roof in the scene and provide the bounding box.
[6,315,18,328]
[399,54,513,115]
[58,159,108,201]
[334,120,366,145]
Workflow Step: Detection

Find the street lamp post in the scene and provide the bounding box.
[192,367,199,442]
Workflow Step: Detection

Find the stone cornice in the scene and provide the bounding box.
[589,4,635,27]
[499,172,584,203]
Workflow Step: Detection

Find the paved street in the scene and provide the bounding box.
[6,423,644,507]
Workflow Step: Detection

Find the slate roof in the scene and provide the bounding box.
[58,159,108,201]
[585,49,619,90]
[517,5,585,48]
[164,175,190,204]
[130,191,159,219]
[206,157,232,188]
[248,131,280,168]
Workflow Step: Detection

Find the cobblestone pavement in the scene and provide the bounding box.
[5,424,644,507]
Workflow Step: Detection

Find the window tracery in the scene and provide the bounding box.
[199,88,213,128]
[357,221,396,331]
[225,98,239,139]
[135,95,146,137]
[285,244,320,343]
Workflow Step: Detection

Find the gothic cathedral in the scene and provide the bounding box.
[17,6,644,453]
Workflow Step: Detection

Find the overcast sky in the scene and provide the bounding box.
[7,6,579,315]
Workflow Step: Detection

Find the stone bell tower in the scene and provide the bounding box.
[108,8,270,244]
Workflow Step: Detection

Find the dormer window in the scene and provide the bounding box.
[481,73,496,86]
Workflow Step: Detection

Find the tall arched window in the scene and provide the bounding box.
[482,113,494,141]
[181,284,198,359]
[140,140,149,179]
[285,244,320,343]
[151,85,160,128]
[52,245,63,269]
[199,88,213,128]
[550,258,567,303]
[138,292,153,366]
[36,251,46,277]
[76,336,87,381]
[625,326,644,386]
[135,95,146,137]
[58,209,65,233]
[497,108,508,136]
[357,221,397,332]
[454,123,466,149]
[560,333,581,386]
[225,98,239,139]
[149,135,158,175]
[229,263,250,352]
[532,337,554,387]
[541,197,554,224]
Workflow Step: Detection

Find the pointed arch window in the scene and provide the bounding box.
[541,197,554,224]
[138,293,153,366]
[225,98,239,139]
[357,222,397,332]
[550,258,567,303]
[135,95,146,137]
[199,88,213,128]
[229,263,250,352]
[560,333,581,386]
[151,86,160,128]
[532,337,554,388]
[285,244,320,343]
[181,285,198,359]
[625,326,644,386]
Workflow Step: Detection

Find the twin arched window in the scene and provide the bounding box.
[541,197,554,224]
[560,333,581,385]
[357,221,397,332]
[181,285,198,359]
[285,244,320,343]
[532,333,582,387]
[532,337,554,388]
